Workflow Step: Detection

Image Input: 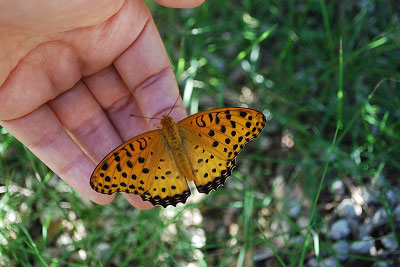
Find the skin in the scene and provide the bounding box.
[0,0,205,210]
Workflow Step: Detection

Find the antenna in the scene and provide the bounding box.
[129,114,162,120]
[167,94,181,117]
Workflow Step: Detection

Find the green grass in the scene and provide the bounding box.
[1,0,400,266]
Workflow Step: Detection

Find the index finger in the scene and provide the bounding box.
[113,18,187,126]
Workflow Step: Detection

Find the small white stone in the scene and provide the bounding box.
[96,243,110,258]
[337,199,357,218]
[330,219,351,240]
[331,180,345,196]
[350,236,374,254]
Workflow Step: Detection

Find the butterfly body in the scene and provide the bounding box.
[159,114,196,181]
[90,108,266,208]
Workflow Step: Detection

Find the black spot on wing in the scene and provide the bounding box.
[137,138,148,150]
[129,143,135,152]
[196,115,206,127]
[101,163,108,171]
[196,159,236,194]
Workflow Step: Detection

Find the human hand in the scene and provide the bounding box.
[0,0,204,209]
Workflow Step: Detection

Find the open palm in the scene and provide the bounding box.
[0,0,204,209]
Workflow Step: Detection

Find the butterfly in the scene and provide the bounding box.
[90,108,266,208]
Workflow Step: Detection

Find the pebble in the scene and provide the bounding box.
[337,199,357,218]
[307,258,318,267]
[332,241,350,261]
[289,201,302,218]
[394,204,400,222]
[362,188,380,205]
[372,263,390,267]
[381,233,398,252]
[386,187,400,206]
[331,180,345,196]
[372,175,388,188]
[357,219,373,238]
[372,208,388,229]
[350,236,374,254]
[289,235,304,246]
[330,219,351,240]
[95,243,110,258]
[297,216,309,229]
[320,257,338,267]
[386,190,398,206]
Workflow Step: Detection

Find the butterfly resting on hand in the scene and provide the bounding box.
[90,108,266,208]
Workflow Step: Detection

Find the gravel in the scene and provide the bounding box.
[350,236,374,254]
[331,180,345,196]
[386,188,400,206]
[289,235,304,246]
[357,219,373,238]
[372,262,391,267]
[337,199,358,218]
[394,204,400,222]
[330,219,351,240]
[307,258,318,267]
[362,188,380,205]
[372,208,388,229]
[95,243,110,259]
[320,257,338,267]
[288,200,302,218]
[381,233,399,252]
[332,241,350,261]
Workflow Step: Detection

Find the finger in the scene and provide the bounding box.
[0,0,149,121]
[0,42,82,120]
[48,81,153,210]
[113,17,187,208]
[48,81,121,163]
[113,18,187,128]
[84,68,156,210]
[153,0,205,8]
[84,67,155,210]
[0,104,114,205]
[83,66,150,141]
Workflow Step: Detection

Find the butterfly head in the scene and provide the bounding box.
[160,114,175,128]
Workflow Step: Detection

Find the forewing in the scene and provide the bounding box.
[90,129,191,208]
[90,130,160,196]
[179,108,266,194]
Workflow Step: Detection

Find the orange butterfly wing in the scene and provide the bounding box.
[178,108,266,194]
[90,130,191,207]
[90,107,266,208]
